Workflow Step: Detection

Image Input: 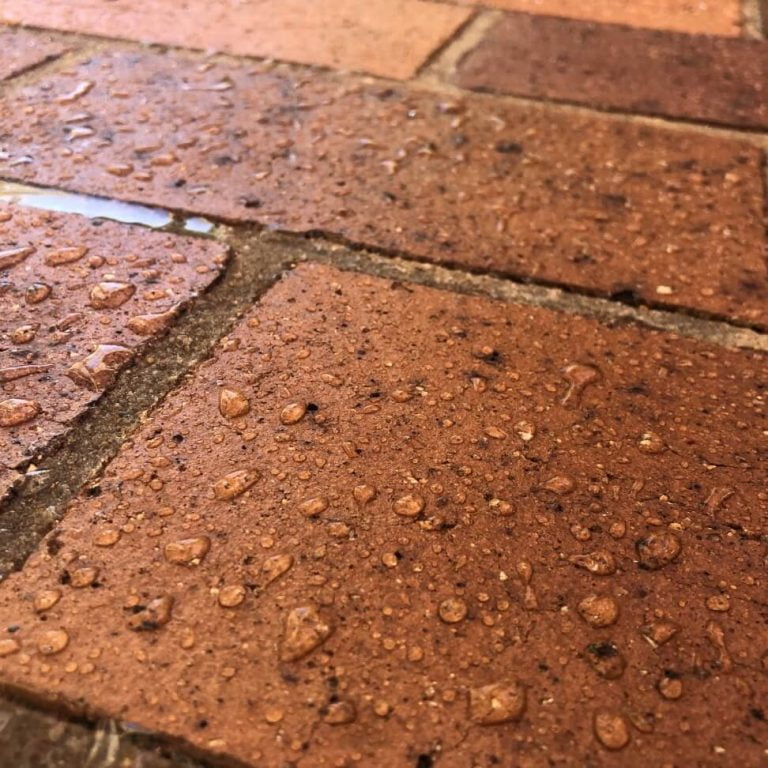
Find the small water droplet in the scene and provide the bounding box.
[657,674,683,700]
[218,585,246,608]
[468,680,526,725]
[298,496,329,518]
[280,402,307,425]
[25,282,52,304]
[438,597,468,624]
[262,553,294,585]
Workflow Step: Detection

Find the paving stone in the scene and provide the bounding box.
[457,0,742,36]
[1,51,766,329]
[0,27,69,81]
[0,204,227,503]
[0,263,764,767]
[455,12,768,131]
[0,0,471,80]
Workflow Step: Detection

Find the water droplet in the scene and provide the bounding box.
[394,493,425,517]
[280,402,307,425]
[218,585,246,608]
[106,164,134,178]
[10,325,38,344]
[353,484,377,504]
[706,594,730,612]
[658,674,683,700]
[577,595,619,628]
[57,80,94,104]
[264,708,284,724]
[218,387,250,419]
[0,638,20,657]
[705,620,732,672]
[67,345,133,390]
[45,246,88,266]
[69,566,99,588]
[543,475,575,495]
[93,528,121,547]
[212,469,259,500]
[593,710,630,750]
[640,619,680,648]
[439,597,468,624]
[562,363,600,406]
[164,536,211,566]
[0,398,41,427]
[484,426,507,440]
[324,699,357,725]
[586,642,626,679]
[37,629,69,655]
[391,389,413,403]
[468,680,526,725]
[514,421,536,442]
[636,532,681,570]
[127,595,174,631]
[34,589,62,613]
[569,550,617,575]
[0,245,35,269]
[298,496,329,518]
[262,553,294,585]
[126,307,177,335]
[638,431,666,454]
[25,282,52,304]
[0,364,52,383]
[89,281,136,309]
[280,605,334,662]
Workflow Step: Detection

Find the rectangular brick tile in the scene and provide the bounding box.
[0,0,472,80]
[0,204,227,503]
[0,27,68,81]
[456,12,768,130]
[459,0,742,35]
[1,50,766,328]
[0,263,764,766]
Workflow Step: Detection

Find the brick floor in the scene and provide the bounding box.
[458,0,742,36]
[1,50,766,328]
[0,27,69,81]
[0,264,764,767]
[0,204,227,502]
[0,0,472,79]
[455,12,768,131]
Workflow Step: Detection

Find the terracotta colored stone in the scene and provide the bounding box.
[458,0,742,36]
[456,12,768,131]
[0,27,68,81]
[0,204,227,501]
[1,51,766,328]
[0,0,471,80]
[0,264,764,767]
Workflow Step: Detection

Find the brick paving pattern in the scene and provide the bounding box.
[0,27,69,81]
[0,264,765,766]
[0,204,227,502]
[0,2,766,767]
[456,12,768,130]
[0,0,471,79]
[458,0,743,35]
[1,51,766,327]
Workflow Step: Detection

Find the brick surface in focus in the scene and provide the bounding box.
[0,27,68,81]
[0,264,764,766]
[0,0,472,79]
[0,51,766,328]
[455,12,768,131]
[0,204,227,502]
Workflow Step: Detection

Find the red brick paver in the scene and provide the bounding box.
[0,27,69,81]
[456,12,768,131]
[0,0,472,80]
[0,264,764,767]
[0,204,227,501]
[1,50,766,328]
[459,0,742,36]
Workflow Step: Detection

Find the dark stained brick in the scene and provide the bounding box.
[0,264,764,766]
[0,50,766,328]
[0,0,472,80]
[0,27,69,81]
[0,204,227,502]
[455,12,768,130]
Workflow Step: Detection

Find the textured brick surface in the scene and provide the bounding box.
[0,264,764,767]
[0,0,471,79]
[456,12,768,131]
[0,204,227,501]
[459,0,742,36]
[0,27,68,81]
[1,51,766,328]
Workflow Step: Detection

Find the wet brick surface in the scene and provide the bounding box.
[0,0,472,79]
[457,0,742,36]
[455,12,768,131]
[0,27,69,81]
[0,50,766,327]
[0,263,764,767]
[0,204,227,502]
